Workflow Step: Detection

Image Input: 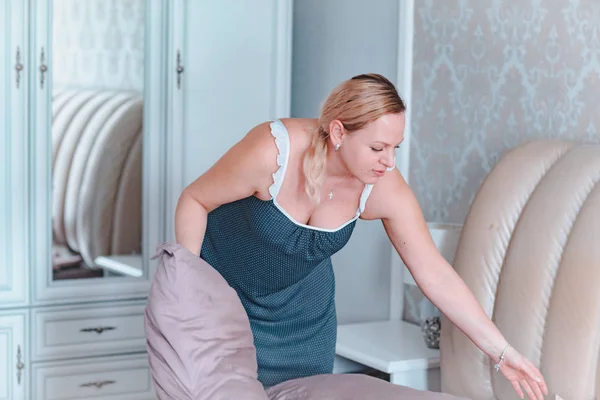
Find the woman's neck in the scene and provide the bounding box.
[304,117,356,183]
[325,144,356,185]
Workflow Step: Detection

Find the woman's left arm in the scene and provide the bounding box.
[362,170,548,399]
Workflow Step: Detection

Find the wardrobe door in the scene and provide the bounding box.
[165,0,293,235]
[29,0,169,304]
[0,0,30,308]
[0,311,29,400]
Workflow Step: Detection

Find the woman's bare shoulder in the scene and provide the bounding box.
[240,120,280,161]
[360,169,413,221]
[278,117,319,153]
[236,118,318,184]
[183,120,281,207]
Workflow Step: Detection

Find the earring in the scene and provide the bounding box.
[335,143,341,152]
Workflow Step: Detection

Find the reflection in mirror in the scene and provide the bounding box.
[51,0,145,280]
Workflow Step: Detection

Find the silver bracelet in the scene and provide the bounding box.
[493,344,510,372]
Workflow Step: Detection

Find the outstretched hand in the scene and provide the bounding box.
[496,346,548,399]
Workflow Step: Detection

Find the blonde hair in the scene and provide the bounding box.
[303,73,406,203]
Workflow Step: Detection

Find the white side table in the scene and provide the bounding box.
[94,254,143,277]
[336,320,441,391]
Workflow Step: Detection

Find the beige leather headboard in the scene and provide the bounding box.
[439,140,600,400]
[52,88,143,268]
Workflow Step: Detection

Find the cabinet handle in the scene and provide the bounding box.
[80,326,116,334]
[79,380,116,389]
[176,50,184,89]
[39,47,48,89]
[16,345,24,385]
[15,47,24,89]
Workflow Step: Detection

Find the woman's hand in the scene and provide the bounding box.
[496,346,548,399]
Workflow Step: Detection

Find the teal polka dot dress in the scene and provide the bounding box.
[200,120,374,387]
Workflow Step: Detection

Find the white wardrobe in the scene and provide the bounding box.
[0,0,291,399]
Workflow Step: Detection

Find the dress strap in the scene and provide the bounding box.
[268,119,291,200]
[358,184,374,214]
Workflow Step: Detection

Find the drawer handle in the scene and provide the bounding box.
[80,380,116,389]
[80,326,116,334]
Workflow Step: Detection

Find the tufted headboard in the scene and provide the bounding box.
[51,88,143,268]
[439,140,600,400]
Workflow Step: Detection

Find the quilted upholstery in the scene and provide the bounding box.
[51,88,143,267]
[439,140,600,400]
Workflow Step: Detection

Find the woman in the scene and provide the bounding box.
[175,73,548,398]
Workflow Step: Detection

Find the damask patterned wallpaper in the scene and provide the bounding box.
[53,0,145,91]
[410,0,600,224]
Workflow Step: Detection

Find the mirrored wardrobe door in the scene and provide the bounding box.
[31,0,168,305]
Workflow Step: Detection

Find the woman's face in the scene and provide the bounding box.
[337,113,405,184]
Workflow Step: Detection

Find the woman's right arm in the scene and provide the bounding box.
[174,122,278,255]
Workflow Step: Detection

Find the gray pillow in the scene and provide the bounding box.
[144,243,268,400]
[267,374,469,400]
[144,242,470,400]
